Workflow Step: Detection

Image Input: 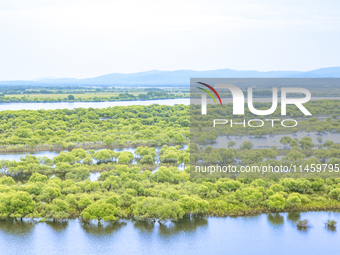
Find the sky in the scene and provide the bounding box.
[0,0,340,80]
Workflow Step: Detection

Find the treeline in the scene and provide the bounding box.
[0,92,187,103]
[2,166,340,223]
[0,85,96,95]
[0,85,187,95]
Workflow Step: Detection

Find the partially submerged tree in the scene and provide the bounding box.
[81,200,118,224]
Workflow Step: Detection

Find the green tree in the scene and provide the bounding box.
[286,194,301,208]
[178,196,198,215]
[81,200,118,224]
[103,136,113,146]
[0,191,35,220]
[299,137,314,149]
[267,194,285,211]
[228,141,236,148]
[240,141,253,150]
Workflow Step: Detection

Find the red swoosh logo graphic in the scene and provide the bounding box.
[197,82,223,106]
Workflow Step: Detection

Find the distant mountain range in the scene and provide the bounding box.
[2,67,340,86]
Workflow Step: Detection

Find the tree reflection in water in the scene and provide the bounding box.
[287,212,301,222]
[133,217,208,236]
[134,220,155,233]
[81,221,126,235]
[267,213,284,225]
[158,217,208,236]
[46,221,69,232]
[0,219,35,235]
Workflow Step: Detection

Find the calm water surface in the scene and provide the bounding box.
[0,211,339,255]
[0,99,190,111]
[1,97,339,111]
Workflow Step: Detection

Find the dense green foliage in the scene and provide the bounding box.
[0,105,189,151]
[2,168,340,223]
[1,100,340,153]
[0,87,188,103]
[1,101,340,225]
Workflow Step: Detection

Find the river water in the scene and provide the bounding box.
[0,99,190,111]
[0,96,339,111]
[0,211,339,255]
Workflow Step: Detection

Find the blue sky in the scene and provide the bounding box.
[0,0,340,80]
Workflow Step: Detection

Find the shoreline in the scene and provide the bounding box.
[2,208,340,224]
